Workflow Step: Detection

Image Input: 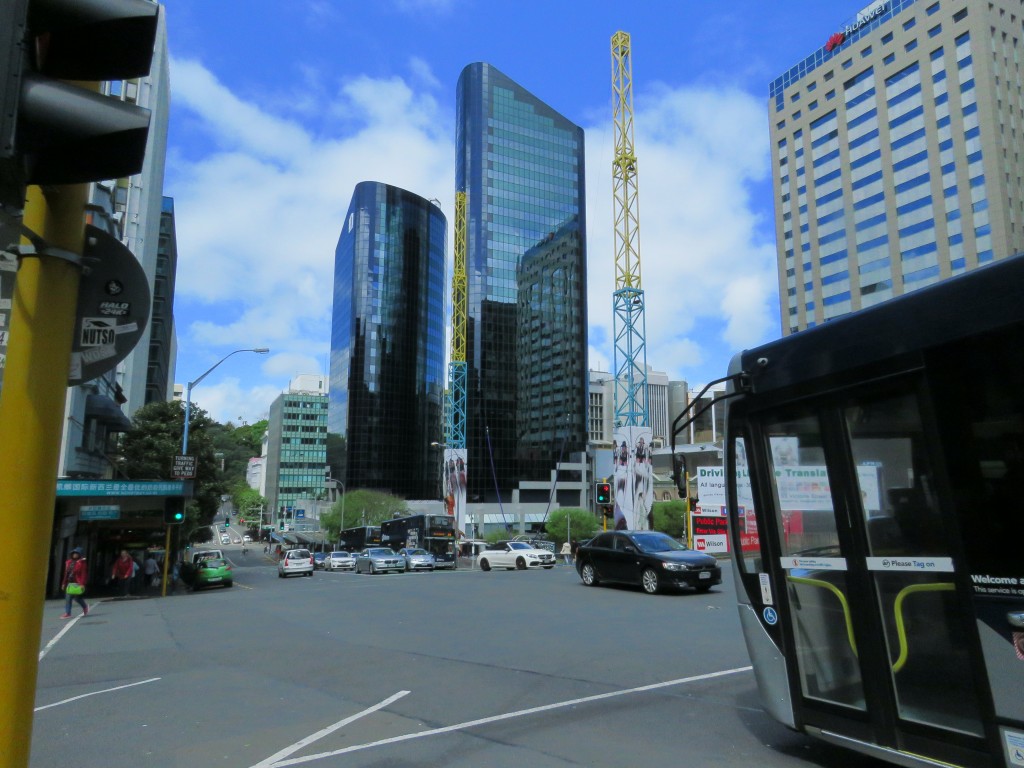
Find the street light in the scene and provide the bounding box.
[181,348,269,455]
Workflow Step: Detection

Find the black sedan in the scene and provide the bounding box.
[575,530,721,594]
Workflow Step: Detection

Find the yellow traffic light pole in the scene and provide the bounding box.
[0,183,86,766]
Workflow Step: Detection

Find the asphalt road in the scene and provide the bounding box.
[31,550,888,768]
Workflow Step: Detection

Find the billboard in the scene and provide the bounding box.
[443,447,467,536]
[611,426,654,530]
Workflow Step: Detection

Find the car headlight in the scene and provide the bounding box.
[662,562,688,571]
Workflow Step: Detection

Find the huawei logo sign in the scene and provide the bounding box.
[825,32,846,52]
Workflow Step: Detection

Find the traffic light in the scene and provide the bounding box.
[0,0,160,203]
[596,482,611,505]
[163,498,184,525]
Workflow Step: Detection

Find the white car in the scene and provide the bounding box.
[478,541,557,571]
[324,551,356,571]
[242,534,252,543]
[277,548,314,578]
[220,535,230,545]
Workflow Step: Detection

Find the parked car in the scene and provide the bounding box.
[277,548,314,578]
[355,547,403,574]
[478,541,557,571]
[324,551,356,571]
[192,558,232,590]
[397,548,435,571]
[181,549,225,585]
[574,530,721,594]
[313,552,328,569]
[242,534,252,543]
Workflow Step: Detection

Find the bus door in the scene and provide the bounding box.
[763,384,990,762]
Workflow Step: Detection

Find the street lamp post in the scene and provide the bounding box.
[181,347,269,455]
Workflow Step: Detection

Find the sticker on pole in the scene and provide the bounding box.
[79,318,117,347]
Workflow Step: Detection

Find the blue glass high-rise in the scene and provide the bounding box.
[457,63,588,503]
[329,182,446,499]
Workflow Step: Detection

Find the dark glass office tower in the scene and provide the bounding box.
[329,182,446,499]
[457,63,588,503]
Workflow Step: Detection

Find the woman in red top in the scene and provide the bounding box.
[111,549,134,596]
[61,547,89,619]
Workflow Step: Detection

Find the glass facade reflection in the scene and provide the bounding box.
[457,63,588,502]
[328,182,446,499]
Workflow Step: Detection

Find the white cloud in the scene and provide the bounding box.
[583,83,779,385]
[168,58,778,423]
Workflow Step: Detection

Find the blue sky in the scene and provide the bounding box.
[164,0,871,425]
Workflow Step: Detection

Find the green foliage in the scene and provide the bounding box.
[119,400,223,532]
[232,487,266,528]
[483,529,508,545]
[651,500,688,538]
[333,489,407,529]
[319,507,342,541]
[544,507,599,546]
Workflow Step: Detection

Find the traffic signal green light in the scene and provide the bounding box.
[596,482,611,505]
[163,498,184,525]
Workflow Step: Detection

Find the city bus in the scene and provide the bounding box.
[337,526,381,553]
[380,514,457,569]
[721,256,1024,768]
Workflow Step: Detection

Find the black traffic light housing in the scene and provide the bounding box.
[595,482,611,505]
[1,0,159,205]
[163,497,184,525]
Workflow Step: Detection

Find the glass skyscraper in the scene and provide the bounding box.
[456,63,588,503]
[769,0,1024,334]
[328,182,446,499]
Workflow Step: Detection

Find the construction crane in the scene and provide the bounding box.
[610,30,648,429]
[444,191,468,531]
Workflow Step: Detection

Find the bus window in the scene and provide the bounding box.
[765,411,865,711]
[731,436,762,573]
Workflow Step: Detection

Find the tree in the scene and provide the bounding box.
[544,507,599,546]
[319,507,342,541]
[232,487,266,529]
[332,489,407,529]
[651,500,688,539]
[119,399,224,536]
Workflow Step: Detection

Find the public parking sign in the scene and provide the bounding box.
[172,454,197,479]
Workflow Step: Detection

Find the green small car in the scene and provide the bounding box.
[192,558,233,590]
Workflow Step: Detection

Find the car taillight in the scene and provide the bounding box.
[284,559,289,566]
[309,557,314,565]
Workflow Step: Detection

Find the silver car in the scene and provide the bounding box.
[355,547,403,574]
[397,548,435,571]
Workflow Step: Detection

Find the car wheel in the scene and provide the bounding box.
[695,584,713,593]
[479,558,491,571]
[225,581,233,588]
[277,572,284,578]
[516,557,526,570]
[641,568,660,594]
[306,570,313,577]
[369,562,376,574]
[581,563,599,586]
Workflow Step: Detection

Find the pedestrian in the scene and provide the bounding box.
[170,560,180,595]
[143,552,160,594]
[560,540,572,565]
[111,549,134,596]
[61,547,89,619]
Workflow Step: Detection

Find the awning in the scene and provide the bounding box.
[85,394,133,432]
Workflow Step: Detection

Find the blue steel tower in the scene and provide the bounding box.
[328,182,447,499]
[456,63,588,503]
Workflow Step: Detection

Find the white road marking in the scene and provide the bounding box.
[34,677,161,712]
[272,666,753,767]
[250,690,410,768]
[38,614,82,661]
